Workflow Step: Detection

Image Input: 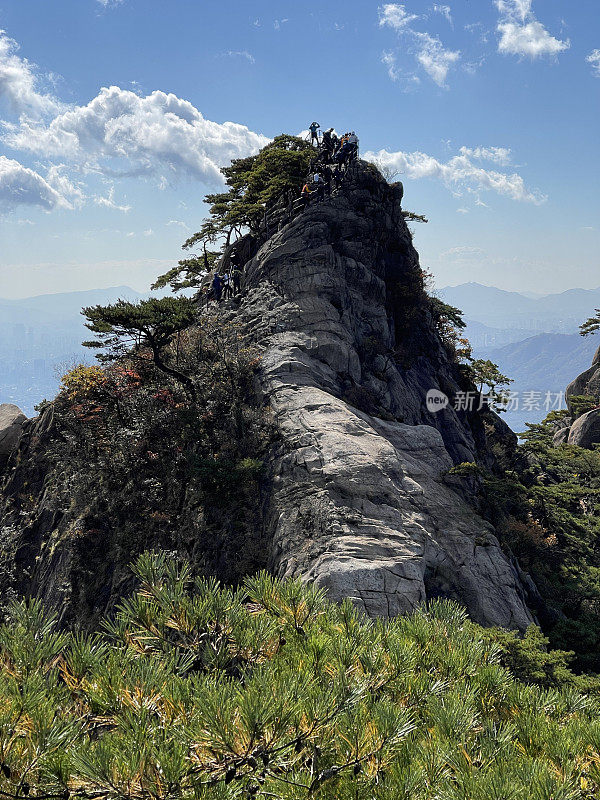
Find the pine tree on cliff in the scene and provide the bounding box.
[152,134,313,292]
[580,309,600,337]
[82,296,198,400]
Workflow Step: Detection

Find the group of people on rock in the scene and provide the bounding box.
[211,267,242,302]
[308,123,359,165]
[205,122,359,304]
[301,122,359,206]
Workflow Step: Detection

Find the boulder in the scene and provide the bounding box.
[0,404,26,468]
[567,409,600,449]
[553,427,570,447]
[566,358,600,408]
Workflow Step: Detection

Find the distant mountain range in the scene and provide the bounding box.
[0,287,143,416]
[439,282,600,333]
[476,333,598,391]
[436,283,600,432]
[473,333,598,433]
[460,320,535,349]
[0,286,143,324]
[2,283,600,433]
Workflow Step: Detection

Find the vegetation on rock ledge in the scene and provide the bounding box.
[7,314,274,621]
[153,135,314,293]
[460,412,600,672]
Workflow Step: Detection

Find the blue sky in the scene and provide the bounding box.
[0,0,598,297]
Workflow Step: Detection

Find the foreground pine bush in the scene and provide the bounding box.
[1,553,600,800]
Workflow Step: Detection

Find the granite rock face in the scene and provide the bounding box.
[553,427,571,447]
[234,161,534,630]
[561,344,600,449]
[566,345,600,408]
[568,409,600,448]
[0,404,26,469]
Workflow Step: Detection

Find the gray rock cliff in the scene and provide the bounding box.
[566,344,600,407]
[568,409,600,448]
[231,161,533,629]
[559,343,600,449]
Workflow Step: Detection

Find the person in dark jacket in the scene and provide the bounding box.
[212,272,223,302]
[313,172,325,203]
[309,121,320,146]
[222,273,232,299]
[322,128,334,155]
[322,164,333,195]
[330,131,339,154]
[232,267,242,295]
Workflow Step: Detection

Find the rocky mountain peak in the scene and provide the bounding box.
[0,159,535,631]
[227,159,534,628]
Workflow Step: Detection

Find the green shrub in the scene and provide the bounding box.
[487,412,600,671]
[33,315,273,595]
[568,394,598,419]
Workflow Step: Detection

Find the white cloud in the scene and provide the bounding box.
[442,245,486,258]
[96,0,125,7]
[379,4,460,87]
[0,155,70,213]
[433,5,453,25]
[465,21,487,36]
[459,146,512,165]
[364,146,546,204]
[0,30,64,116]
[495,0,569,58]
[3,85,270,185]
[381,51,401,82]
[496,0,531,20]
[45,164,86,207]
[223,50,255,64]
[414,32,460,86]
[586,49,600,77]
[94,185,131,213]
[0,31,270,218]
[379,4,420,30]
[381,52,422,89]
[456,207,469,214]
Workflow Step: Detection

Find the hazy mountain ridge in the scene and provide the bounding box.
[477,333,599,391]
[439,282,600,333]
[0,286,143,415]
[4,282,598,427]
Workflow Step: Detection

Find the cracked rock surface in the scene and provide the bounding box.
[0,161,535,632]
[236,161,534,629]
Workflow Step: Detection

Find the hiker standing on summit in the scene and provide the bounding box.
[309,121,320,146]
